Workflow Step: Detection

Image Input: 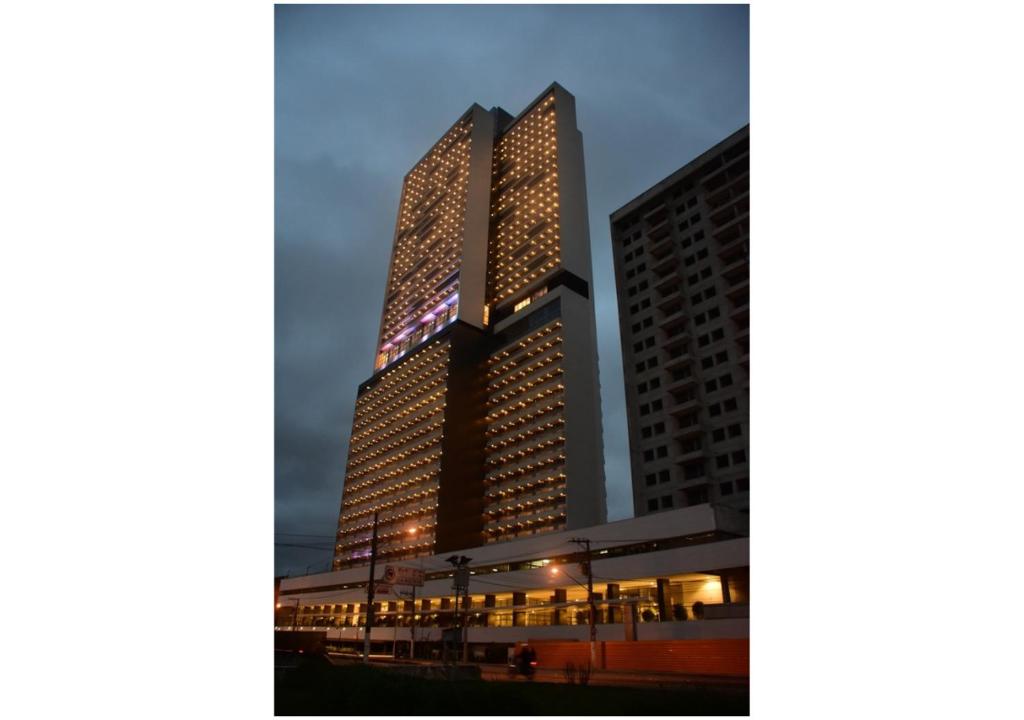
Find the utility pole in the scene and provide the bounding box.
[571,537,597,669]
[446,555,471,664]
[462,573,471,663]
[292,597,301,629]
[410,584,417,661]
[362,511,380,663]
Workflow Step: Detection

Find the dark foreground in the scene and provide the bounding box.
[275,658,749,716]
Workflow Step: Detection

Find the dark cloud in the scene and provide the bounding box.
[275,4,749,576]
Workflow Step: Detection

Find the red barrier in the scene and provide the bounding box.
[517,638,748,677]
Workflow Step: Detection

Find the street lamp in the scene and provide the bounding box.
[551,560,598,668]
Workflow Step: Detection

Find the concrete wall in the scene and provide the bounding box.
[456,105,495,330]
[551,84,593,287]
[558,289,607,527]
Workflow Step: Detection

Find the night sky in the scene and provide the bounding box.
[275,4,749,576]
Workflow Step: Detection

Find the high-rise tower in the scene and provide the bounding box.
[334,84,606,570]
[609,126,749,517]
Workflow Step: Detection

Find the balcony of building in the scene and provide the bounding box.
[666,390,700,419]
[706,174,750,211]
[733,326,750,356]
[730,298,749,327]
[672,418,706,442]
[485,492,565,529]
[652,271,680,296]
[486,478,566,509]
[488,357,561,394]
[702,151,748,192]
[487,442,566,476]
[487,387,565,428]
[648,231,674,260]
[654,293,682,318]
[665,371,697,396]
[662,347,694,374]
[488,372,565,413]
[642,202,669,228]
[485,456,564,487]
[649,252,678,278]
[672,446,707,467]
[721,255,749,286]
[659,310,689,339]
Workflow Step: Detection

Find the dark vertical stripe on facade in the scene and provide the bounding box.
[435,321,489,552]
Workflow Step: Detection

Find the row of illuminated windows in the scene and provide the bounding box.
[487,368,563,409]
[349,404,445,460]
[341,492,438,528]
[383,159,469,342]
[484,488,565,520]
[345,425,445,491]
[351,388,446,451]
[347,417,443,471]
[489,109,561,301]
[485,469,566,502]
[378,289,459,368]
[486,514,565,542]
[380,259,461,348]
[487,349,563,396]
[343,451,442,500]
[488,321,562,375]
[486,416,564,453]
[485,400,564,444]
[486,387,565,425]
[343,476,438,516]
[484,452,565,485]
[344,430,444,483]
[342,449,442,500]
[486,435,565,469]
[354,343,449,418]
[339,482,437,523]
[351,377,447,445]
[336,519,437,553]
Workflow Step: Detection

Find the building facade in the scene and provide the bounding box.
[335,84,606,571]
[609,127,749,517]
[280,504,749,657]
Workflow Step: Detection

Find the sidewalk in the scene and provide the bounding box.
[329,655,747,690]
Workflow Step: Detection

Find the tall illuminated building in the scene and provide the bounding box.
[334,84,606,570]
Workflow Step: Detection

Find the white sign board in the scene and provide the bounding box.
[383,565,425,587]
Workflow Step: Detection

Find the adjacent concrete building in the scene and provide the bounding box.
[335,84,606,570]
[609,126,750,517]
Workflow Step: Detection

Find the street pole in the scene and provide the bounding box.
[410,584,417,661]
[571,537,597,669]
[446,555,471,665]
[392,604,398,659]
[462,575,470,664]
[362,511,380,663]
[292,598,301,629]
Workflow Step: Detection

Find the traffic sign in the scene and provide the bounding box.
[384,565,425,587]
